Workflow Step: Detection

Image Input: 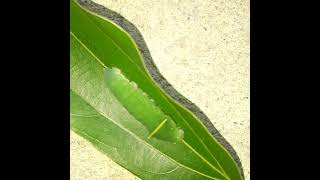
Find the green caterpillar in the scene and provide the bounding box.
[105,67,184,143]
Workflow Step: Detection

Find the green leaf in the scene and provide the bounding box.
[70,0,242,179]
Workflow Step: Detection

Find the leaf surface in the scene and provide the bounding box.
[70,0,242,179]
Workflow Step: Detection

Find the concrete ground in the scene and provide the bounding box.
[70,0,250,179]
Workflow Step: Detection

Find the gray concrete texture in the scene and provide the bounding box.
[70,0,250,179]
